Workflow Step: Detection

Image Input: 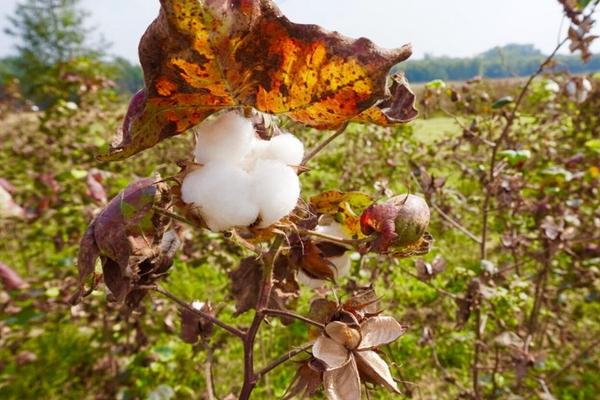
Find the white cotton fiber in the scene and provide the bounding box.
[251,159,300,228]
[260,133,305,166]
[193,112,256,164]
[242,133,305,170]
[181,162,259,231]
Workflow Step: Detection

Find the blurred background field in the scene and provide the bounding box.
[1,1,600,399]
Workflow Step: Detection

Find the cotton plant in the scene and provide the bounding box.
[72,0,432,399]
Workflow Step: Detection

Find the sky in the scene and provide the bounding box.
[0,0,598,62]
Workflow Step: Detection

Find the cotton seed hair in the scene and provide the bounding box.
[181,112,304,231]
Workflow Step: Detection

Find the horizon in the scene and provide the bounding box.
[0,0,599,63]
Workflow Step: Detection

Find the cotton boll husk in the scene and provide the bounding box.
[193,112,256,164]
[261,133,305,166]
[298,254,351,289]
[181,162,259,231]
[251,160,300,228]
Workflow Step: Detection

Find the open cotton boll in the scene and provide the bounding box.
[251,159,300,228]
[193,112,256,164]
[240,138,269,171]
[261,133,305,166]
[181,162,259,231]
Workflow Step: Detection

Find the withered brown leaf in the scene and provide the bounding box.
[100,0,417,161]
[71,178,179,307]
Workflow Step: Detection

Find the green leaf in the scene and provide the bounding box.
[577,0,593,9]
[499,149,531,165]
[425,79,446,90]
[70,169,88,179]
[585,139,600,154]
[492,96,514,109]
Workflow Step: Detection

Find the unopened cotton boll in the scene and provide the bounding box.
[193,112,256,164]
[251,159,300,228]
[181,162,259,231]
[261,133,305,166]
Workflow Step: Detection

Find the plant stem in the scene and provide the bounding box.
[263,308,325,329]
[153,286,245,338]
[302,123,349,166]
[239,235,284,400]
[256,343,313,379]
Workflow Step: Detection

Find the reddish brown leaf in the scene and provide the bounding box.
[283,358,325,400]
[229,256,299,319]
[72,178,179,307]
[300,240,337,282]
[100,0,417,161]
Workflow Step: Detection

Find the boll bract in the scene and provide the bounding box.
[251,159,301,228]
[193,111,255,164]
[181,162,259,232]
[298,221,352,288]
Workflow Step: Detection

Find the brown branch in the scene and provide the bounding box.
[398,265,458,300]
[152,286,245,338]
[433,204,482,245]
[302,123,349,166]
[239,235,285,400]
[472,302,483,399]
[256,343,313,379]
[263,308,325,329]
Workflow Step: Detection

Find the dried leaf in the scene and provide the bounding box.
[355,350,400,393]
[283,359,325,400]
[358,316,406,349]
[300,240,337,282]
[323,357,361,400]
[229,255,299,319]
[72,178,178,307]
[308,298,338,325]
[344,286,381,317]
[229,257,263,315]
[100,0,416,161]
[180,301,215,344]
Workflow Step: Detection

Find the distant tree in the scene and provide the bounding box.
[4,0,112,107]
[111,57,144,94]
